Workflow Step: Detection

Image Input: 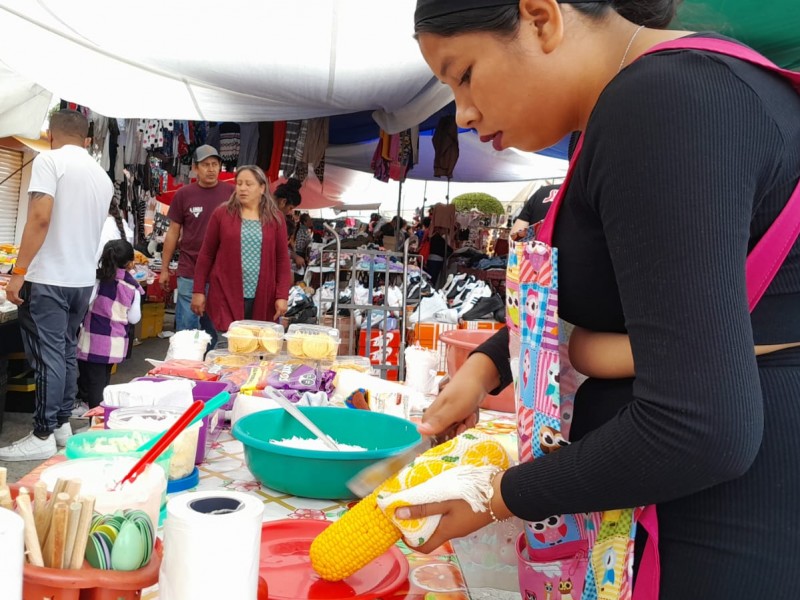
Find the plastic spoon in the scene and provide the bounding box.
[115,400,204,489]
[263,389,340,451]
[135,391,231,452]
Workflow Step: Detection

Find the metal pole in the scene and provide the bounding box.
[396,180,403,251]
[323,223,341,330]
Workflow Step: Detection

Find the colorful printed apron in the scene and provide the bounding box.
[506,37,800,600]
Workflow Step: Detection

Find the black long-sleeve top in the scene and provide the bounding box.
[476,36,800,522]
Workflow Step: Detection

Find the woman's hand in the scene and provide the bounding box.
[419,352,500,442]
[396,499,493,553]
[191,293,206,316]
[395,471,510,554]
[274,299,288,319]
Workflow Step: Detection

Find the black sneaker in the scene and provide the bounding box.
[461,294,505,321]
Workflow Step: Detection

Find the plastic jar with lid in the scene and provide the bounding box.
[107,407,203,480]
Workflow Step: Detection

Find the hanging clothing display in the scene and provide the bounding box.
[268,121,287,183]
[238,122,260,167]
[218,122,240,170]
[280,120,302,176]
[432,114,459,179]
[256,121,274,173]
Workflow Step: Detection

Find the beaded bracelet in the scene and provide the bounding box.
[487,467,508,523]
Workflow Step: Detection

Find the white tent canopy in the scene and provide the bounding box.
[0,0,567,197]
[0,0,451,134]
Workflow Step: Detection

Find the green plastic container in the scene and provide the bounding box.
[233,407,422,500]
[65,430,173,480]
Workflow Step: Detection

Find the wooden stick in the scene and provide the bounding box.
[38,478,67,546]
[63,502,82,569]
[64,479,81,503]
[15,488,44,567]
[33,481,48,517]
[0,466,7,489]
[49,501,68,569]
[0,488,11,510]
[42,493,70,567]
[69,495,95,570]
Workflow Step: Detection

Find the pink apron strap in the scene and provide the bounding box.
[632,505,660,600]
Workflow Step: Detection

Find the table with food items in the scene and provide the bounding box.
[2,318,522,600]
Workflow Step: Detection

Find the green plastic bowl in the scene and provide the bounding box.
[65,429,173,481]
[232,407,421,499]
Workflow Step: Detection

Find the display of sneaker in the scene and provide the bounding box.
[450,278,481,309]
[458,283,493,318]
[410,291,448,323]
[445,273,470,300]
[54,422,73,447]
[434,307,460,324]
[0,432,57,462]
[461,293,505,321]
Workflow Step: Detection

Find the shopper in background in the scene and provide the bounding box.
[159,145,233,346]
[294,213,313,259]
[1,109,112,461]
[425,226,451,289]
[273,177,305,270]
[191,166,292,338]
[403,0,800,597]
[510,184,560,236]
[76,240,142,410]
[96,199,134,262]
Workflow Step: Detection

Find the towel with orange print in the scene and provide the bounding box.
[375,429,511,546]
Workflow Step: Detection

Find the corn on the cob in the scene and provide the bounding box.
[310,429,510,581]
[309,490,400,581]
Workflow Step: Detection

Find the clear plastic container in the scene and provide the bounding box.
[65,430,173,481]
[106,407,202,480]
[225,320,285,355]
[330,355,373,372]
[205,348,263,368]
[285,324,340,361]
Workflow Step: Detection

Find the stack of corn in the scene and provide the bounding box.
[310,429,510,581]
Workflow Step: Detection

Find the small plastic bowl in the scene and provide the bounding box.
[233,406,421,499]
[65,430,173,481]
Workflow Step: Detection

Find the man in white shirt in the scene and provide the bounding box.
[1,109,112,461]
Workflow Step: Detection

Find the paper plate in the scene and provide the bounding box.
[260,519,409,600]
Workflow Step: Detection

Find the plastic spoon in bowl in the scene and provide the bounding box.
[263,388,340,451]
[135,391,230,452]
[115,400,204,489]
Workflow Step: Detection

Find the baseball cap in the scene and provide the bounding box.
[194,144,221,163]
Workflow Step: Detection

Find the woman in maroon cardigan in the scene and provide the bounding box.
[191,165,292,333]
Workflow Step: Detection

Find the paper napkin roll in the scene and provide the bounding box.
[160,491,264,600]
[0,509,24,600]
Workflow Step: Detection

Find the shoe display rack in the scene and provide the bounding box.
[319,224,421,381]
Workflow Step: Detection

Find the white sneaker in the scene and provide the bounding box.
[434,308,460,324]
[410,292,448,323]
[0,433,57,462]
[54,422,73,448]
[458,283,492,318]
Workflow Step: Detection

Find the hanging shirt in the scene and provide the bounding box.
[241,219,263,298]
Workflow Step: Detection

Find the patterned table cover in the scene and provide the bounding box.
[15,410,520,600]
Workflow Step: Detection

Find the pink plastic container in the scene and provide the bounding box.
[439,329,514,413]
[102,378,231,464]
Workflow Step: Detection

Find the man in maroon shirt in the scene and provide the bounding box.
[159,145,234,342]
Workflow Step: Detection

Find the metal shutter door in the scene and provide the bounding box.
[0,148,22,243]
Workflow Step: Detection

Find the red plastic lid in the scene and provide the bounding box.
[260,519,409,600]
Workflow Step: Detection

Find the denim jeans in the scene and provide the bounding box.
[175,276,217,349]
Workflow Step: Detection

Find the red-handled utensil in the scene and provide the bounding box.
[114,400,204,489]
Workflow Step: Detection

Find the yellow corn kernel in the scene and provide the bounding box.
[310,490,400,581]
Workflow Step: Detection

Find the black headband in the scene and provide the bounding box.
[415,0,609,28]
